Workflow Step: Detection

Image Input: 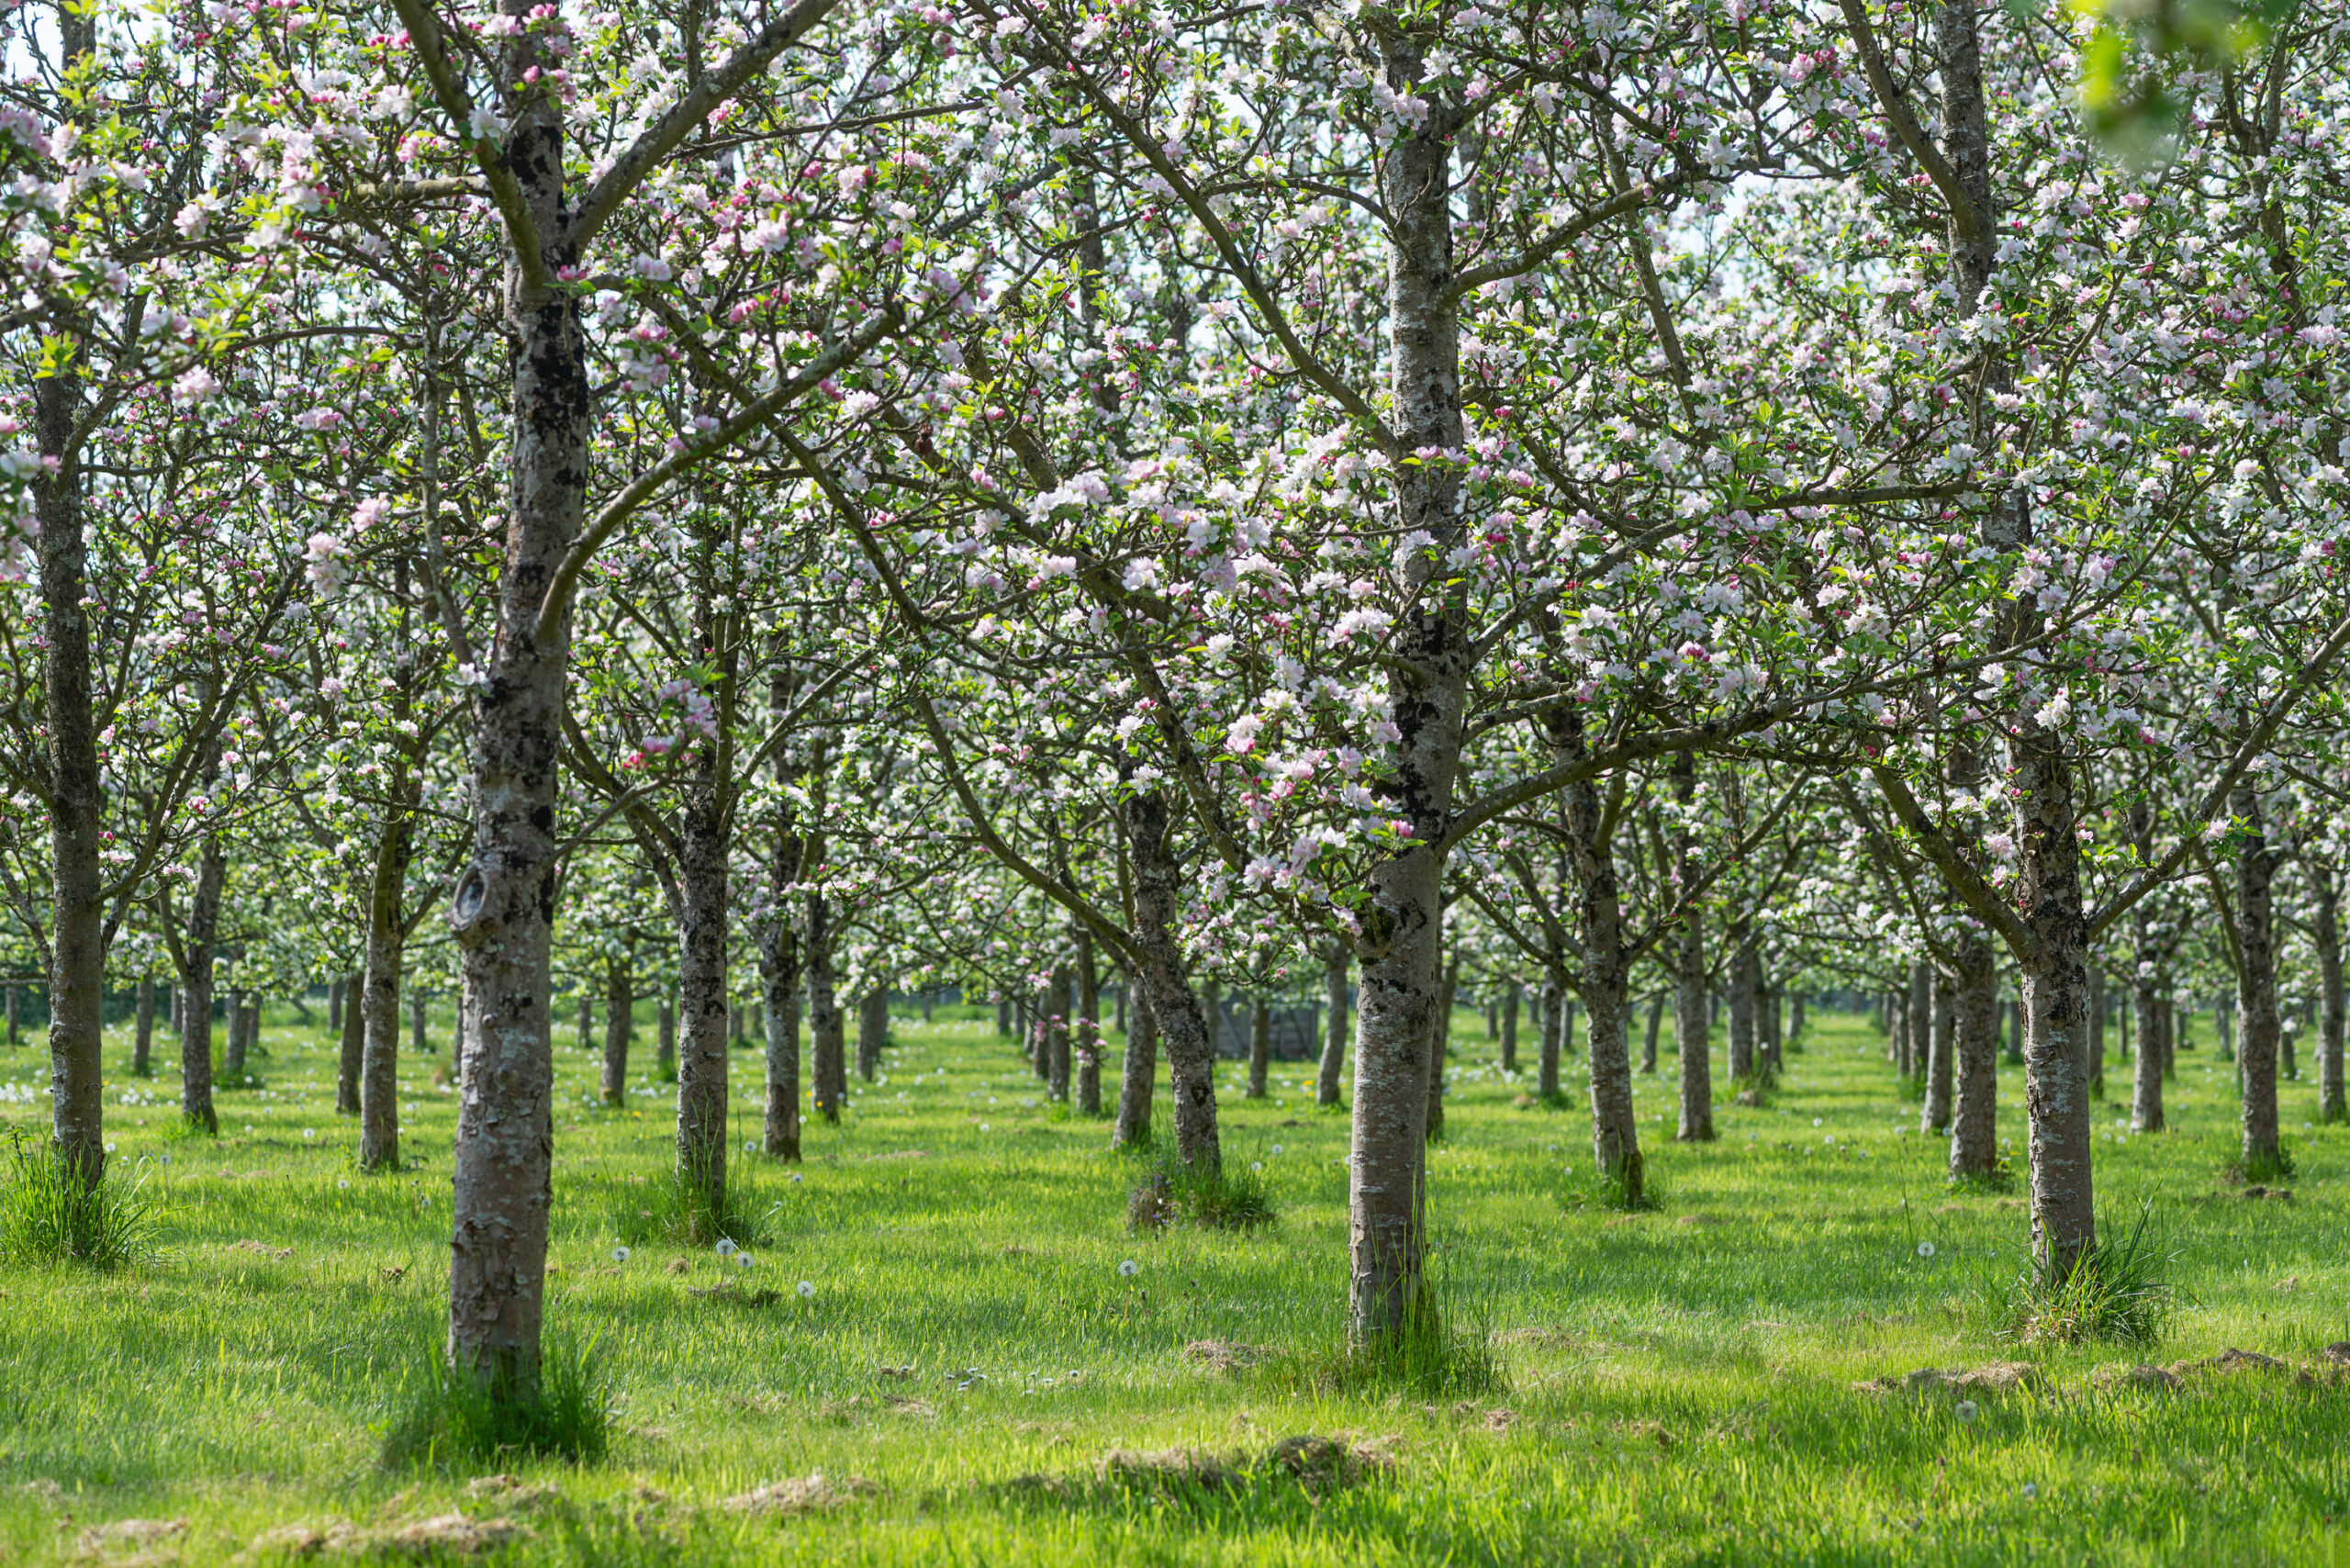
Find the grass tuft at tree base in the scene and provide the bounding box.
[381,1339,611,1469]
[0,1132,159,1270]
[2000,1202,2176,1346]
[1126,1154,1273,1232]
[2227,1141,2297,1185]
[1262,1294,1503,1399]
[1945,1161,2017,1196]
[611,1150,770,1249]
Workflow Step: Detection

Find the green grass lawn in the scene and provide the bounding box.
[3,1006,2348,1565]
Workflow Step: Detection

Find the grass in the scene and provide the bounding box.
[2,1010,2349,1564]
[0,1130,158,1270]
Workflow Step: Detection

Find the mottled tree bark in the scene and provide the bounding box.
[1948,937,1998,1180]
[1921,963,1954,1134]
[1905,959,1930,1081]
[1499,980,1519,1073]
[1641,991,1662,1074]
[1759,974,1782,1075]
[808,886,843,1123]
[857,986,889,1084]
[2087,960,2105,1097]
[1045,964,1071,1102]
[1557,710,1640,1203]
[1672,756,1711,1141]
[361,759,420,1171]
[1539,967,1564,1097]
[1345,25,1467,1343]
[1076,929,1102,1114]
[673,745,733,1225]
[337,969,364,1115]
[1248,995,1270,1099]
[225,987,249,1084]
[32,73,105,1182]
[2234,786,2282,1170]
[1424,951,1456,1142]
[2316,868,2345,1123]
[2010,737,2097,1277]
[177,840,226,1134]
[1727,921,1756,1084]
[132,975,155,1079]
[576,990,591,1052]
[655,991,676,1081]
[413,992,430,1055]
[1119,789,1218,1167]
[1315,946,1348,1107]
[600,960,632,1106]
[1112,981,1156,1148]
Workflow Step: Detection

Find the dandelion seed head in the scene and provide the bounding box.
[1954,1400,1979,1424]
[797,1280,815,1298]
[716,1238,739,1256]
[611,1246,631,1263]
[1917,1240,1936,1258]
[1118,1259,1138,1277]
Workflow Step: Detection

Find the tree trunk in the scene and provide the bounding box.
[600,960,632,1105]
[1076,929,1102,1114]
[1316,947,1348,1107]
[1759,975,1782,1075]
[34,184,105,1184]
[996,996,1010,1036]
[329,978,345,1038]
[2087,961,2105,1097]
[1539,968,1564,1097]
[1119,789,1219,1168]
[760,923,803,1161]
[674,757,732,1228]
[1921,963,1954,1134]
[858,986,889,1084]
[1905,959,1930,1081]
[808,886,843,1123]
[576,989,591,1052]
[2316,868,2345,1123]
[1045,964,1071,1102]
[1948,937,1999,1180]
[1345,28,1468,1345]
[1424,951,1456,1143]
[361,763,420,1171]
[1790,992,1805,1047]
[1727,921,1755,1083]
[1500,980,1519,1073]
[655,991,676,1081]
[1641,991,1662,1074]
[1671,756,1711,1141]
[2234,786,2282,1171]
[413,992,430,1055]
[1248,995,1270,1099]
[2009,735,2097,1278]
[336,968,364,1116]
[1112,982,1156,1148]
[1558,712,1640,1203]
[177,839,226,1135]
[133,975,155,1079]
[224,988,248,1083]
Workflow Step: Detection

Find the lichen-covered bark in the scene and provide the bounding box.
[360,760,420,1171]
[445,19,585,1396]
[1112,981,1157,1147]
[1315,947,1348,1107]
[2315,868,2345,1123]
[175,841,226,1136]
[1671,756,1711,1141]
[1726,921,1755,1084]
[674,761,732,1222]
[1247,995,1270,1100]
[1921,964,1953,1134]
[2009,734,2096,1277]
[807,885,843,1122]
[1948,937,1998,1179]
[1119,789,1218,1167]
[2234,786,2281,1168]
